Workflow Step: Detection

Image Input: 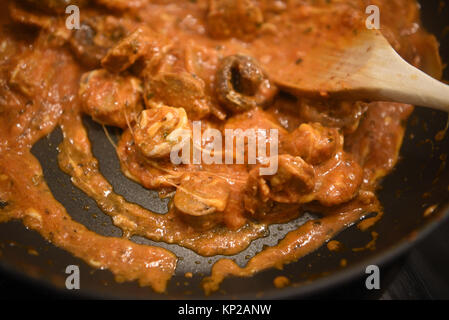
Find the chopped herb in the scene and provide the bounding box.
[295,58,303,65]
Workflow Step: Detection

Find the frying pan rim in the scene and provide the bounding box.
[1,200,448,300]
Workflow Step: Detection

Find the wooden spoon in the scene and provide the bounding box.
[273,29,449,113]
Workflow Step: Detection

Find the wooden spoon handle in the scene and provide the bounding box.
[274,29,449,113]
[350,32,449,113]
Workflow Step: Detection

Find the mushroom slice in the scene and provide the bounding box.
[133,106,191,158]
[174,174,230,230]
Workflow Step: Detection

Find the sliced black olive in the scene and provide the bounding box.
[215,54,277,113]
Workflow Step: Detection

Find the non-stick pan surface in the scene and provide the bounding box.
[0,0,448,299]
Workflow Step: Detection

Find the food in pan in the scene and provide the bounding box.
[0,0,443,294]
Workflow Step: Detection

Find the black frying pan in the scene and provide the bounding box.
[0,0,449,299]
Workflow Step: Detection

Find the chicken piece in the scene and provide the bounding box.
[133,106,191,159]
[69,16,133,68]
[117,129,191,189]
[79,69,143,128]
[244,154,316,215]
[204,164,250,230]
[315,152,363,207]
[298,99,367,135]
[286,123,343,165]
[224,108,288,165]
[144,72,212,120]
[215,55,277,114]
[174,173,230,231]
[9,46,67,98]
[101,26,165,73]
[264,154,315,202]
[224,107,286,133]
[207,0,264,40]
[5,46,79,145]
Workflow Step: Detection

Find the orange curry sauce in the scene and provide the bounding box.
[0,0,442,294]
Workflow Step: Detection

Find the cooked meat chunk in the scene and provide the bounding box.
[215,55,277,114]
[224,107,286,133]
[315,153,363,207]
[244,151,363,215]
[264,154,315,203]
[133,106,191,158]
[79,69,143,128]
[174,173,230,231]
[102,26,164,73]
[207,0,263,40]
[224,108,288,164]
[298,99,367,134]
[5,46,79,145]
[69,16,132,68]
[244,154,315,222]
[9,47,71,98]
[245,154,316,213]
[117,129,190,189]
[286,123,343,165]
[145,72,211,120]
